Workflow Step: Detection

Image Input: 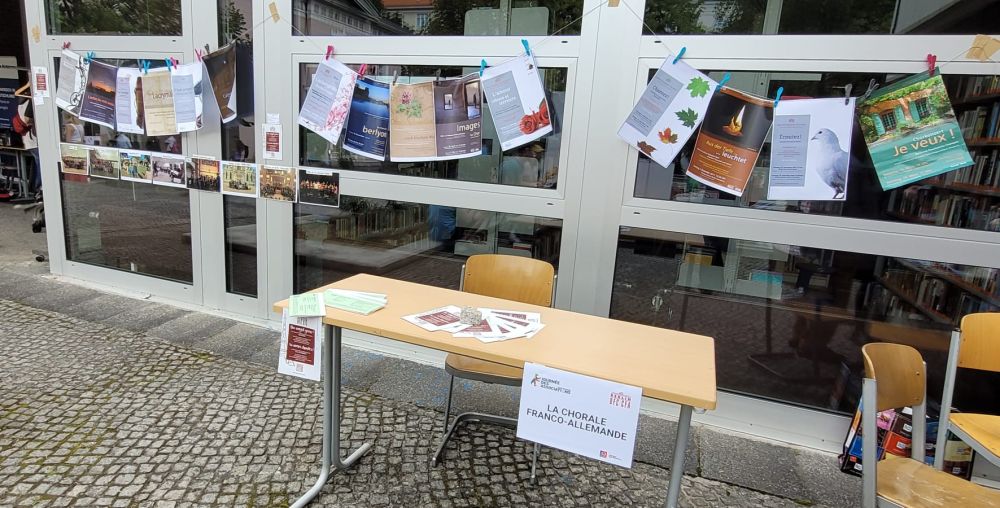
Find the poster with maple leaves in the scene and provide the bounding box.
[617,55,716,170]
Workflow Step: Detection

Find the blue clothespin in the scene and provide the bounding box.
[716,72,731,91]
[480,59,487,76]
[84,51,96,64]
[164,58,173,71]
[140,60,151,75]
[773,86,784,108]
[672,47,686,64]
[521,39,531,56]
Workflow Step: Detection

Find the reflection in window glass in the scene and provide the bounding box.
[610,227,1000,414]
[634,70,1000,233]
[223,196,258,297]
[300,64,566,189]
[293,197,562,292]
[46,0,182,35]
[292,0,582,36]
[642,0,1000,35]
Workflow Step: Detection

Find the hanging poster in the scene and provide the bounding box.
[277,309,323,382]
[221,160,259,197]
[115,67,144,134]
[119,150,153,183]
[618,56,716,168]
[686,88,774,197]
[298,58,357,145]
[151,152,187,188]
[480,54,552,151]
[171,62,203,132]
[55,49,89,116]
[857,70,973,191]
[343,77,390,161]
[188,156,220,192]
[78,60,118,128]
[767,98,855,201]
[140,68,178,136]
[389,81,436,160]
[60,143,90,175]
[434,74,483,159]
[88,147,120,180]
[260,165,297,201]
[203,43,238,123]
[297,169,340,207]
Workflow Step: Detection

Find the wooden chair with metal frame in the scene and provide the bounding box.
[860,343,1000,508]
[431,254,555,481]
[935,312,1000,473]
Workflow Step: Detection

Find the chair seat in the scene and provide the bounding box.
[952,413,1000,461]
[877,454,1000,507]
[445,353,522,386]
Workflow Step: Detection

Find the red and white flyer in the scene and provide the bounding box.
[402,305,465,332]
[277,309,323,381]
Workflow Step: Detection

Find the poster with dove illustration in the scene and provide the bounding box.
[768,97,855,201]
[618,55,716,169]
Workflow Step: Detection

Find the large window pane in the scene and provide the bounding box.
[46,0,182,35]
[300,64,565,189]
[223,196,258,297]
[643,0,1000,35]
[610,227,1000,414]
[292,0,582,36]
[294,197,562,292]
[634,70,1000,234]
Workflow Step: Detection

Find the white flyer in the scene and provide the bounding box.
[767,97,855,201]
[55,49,89,116]
[517,363,642,469]
[277,309,323,382]
[298,58,358,145]
[32,66,49,104]
[618,55,716,169]
[114,67,144,134]
[480,54,553,151]
[402,305,465,332]
[171,62,204,132]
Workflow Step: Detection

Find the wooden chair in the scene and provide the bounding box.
[936,312,1000,473]
[431,254,555,481]
[861,343,1000,508]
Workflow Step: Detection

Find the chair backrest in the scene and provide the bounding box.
[461,254,555,307]
[958,312,1000,372]
[862,343,926,412]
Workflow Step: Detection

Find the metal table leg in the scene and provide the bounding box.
[290,325,373,508]
[665,405,693,508]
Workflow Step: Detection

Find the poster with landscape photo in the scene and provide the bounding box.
[343,77,391,161]
[78,60,118,129]
[480,54,551,151]
[297,169,340,207]
[88,147,120,180]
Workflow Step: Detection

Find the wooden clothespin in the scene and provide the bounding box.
[927,54,937,76]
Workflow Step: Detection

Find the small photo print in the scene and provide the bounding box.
[151,153,187,188]
[60,143,90,176]
[188,156,220,192]
[443,93,454,110]
[221,161,259,197]
[297,169,340,208]
[88,147,120,180]
[259,165,297,201]
[120,150,153,183]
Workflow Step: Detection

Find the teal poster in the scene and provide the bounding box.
[858,70,973,191]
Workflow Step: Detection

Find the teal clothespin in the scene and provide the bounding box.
[164,58,173,71]
[84,51,95,64]
[521,39,531,56]
[717,72,731,91]
[773,86,784,108]
[140,60,150,75]
[479,59,487,76]
[672,47,686,64]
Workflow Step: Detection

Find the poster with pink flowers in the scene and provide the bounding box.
[389,74,483,162]
[298,58,358,145]
[480,54,552,151]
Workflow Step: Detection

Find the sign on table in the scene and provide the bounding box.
[516,363,641,468]
[277,309,323,381]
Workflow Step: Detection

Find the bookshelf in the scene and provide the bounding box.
[868,258,999,327]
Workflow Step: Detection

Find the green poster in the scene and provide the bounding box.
[857,70,973,191]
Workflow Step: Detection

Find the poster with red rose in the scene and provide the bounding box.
[480,54,553,151]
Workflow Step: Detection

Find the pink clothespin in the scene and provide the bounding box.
[62,41,71,50]
[171,57,179,69]
[927,54,937,76]
[358,64,367,76]
[195,48,203,61]
[325,45,334,60]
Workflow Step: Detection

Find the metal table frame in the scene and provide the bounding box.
[291,323,697,508]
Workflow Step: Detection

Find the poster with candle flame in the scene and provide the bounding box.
[686,87,774,197]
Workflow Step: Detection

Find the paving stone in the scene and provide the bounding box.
[197,322,279,362]
[147,312,240,347]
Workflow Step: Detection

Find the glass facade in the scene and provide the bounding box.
[299,64,566,189]
[634,71,1000,233]
[294,197,562,292]
[222,196,258,297]
[610,227,1000,415]
[46,0,182,35]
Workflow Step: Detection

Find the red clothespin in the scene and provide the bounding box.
[927,54,937,76]
[62,41,71,50]
[358,64,367,76]
[325,45,334,60]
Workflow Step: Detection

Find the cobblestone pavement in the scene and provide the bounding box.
[0,298,811,507]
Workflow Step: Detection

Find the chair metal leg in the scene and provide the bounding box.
[442,375,454,433]
[530,442,540,483]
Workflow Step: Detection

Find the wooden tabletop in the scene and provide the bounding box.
[275,274,717,410]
